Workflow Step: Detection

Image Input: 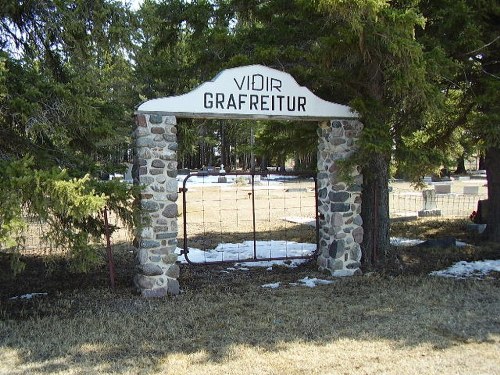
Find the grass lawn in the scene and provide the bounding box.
[0,218,499,374]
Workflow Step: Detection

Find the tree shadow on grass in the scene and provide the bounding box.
[0,225,499,374]
[1,271,498,374]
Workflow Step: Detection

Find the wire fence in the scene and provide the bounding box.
[179,172,318,264]
[11,210,133,256]
[10,184,487,256]
[389,192,487,219]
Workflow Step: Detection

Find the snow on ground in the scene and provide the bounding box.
[176,173,299,188]
[175,240,315,267]
[261,282,281,289]
[430,259,500,279]
[176,236,469,267]
[9,292,47,300]
[296,277,335,288]
[176,234,498,288]
[390,237,468,247]
[261,277,335,289]
[283,216,316,227]
[8,224,496,299]
[390,237,425,247]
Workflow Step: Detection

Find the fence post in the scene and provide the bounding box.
[103,207,115,290]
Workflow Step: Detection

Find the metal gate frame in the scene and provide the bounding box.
[179,171,320,265]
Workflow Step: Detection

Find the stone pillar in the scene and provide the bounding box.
[133,113,180,297]
[317,120,363,277]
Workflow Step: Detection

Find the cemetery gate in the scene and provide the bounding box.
[134,64,363,297]
[179,171,319,265]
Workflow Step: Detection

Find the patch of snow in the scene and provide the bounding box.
[390,237,425,246]
[430,259,500,279]
[261,282,281,289]
[10,292,47,300]
[175,240,315,267]
[261,277,334,289]
[283,216,316,227]
[298,277,335,288]
[177,174,288,188]
[390,237,469,248]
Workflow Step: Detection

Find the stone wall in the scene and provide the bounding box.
[317,120,364,276]
[133,114,180,297]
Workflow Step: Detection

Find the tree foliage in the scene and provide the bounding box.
[1,0,499,274]
[416,0,500,240]
[0,0,140,272]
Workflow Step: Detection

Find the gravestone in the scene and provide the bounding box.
[418,189,441,217]
[434,183,451,194]
[463,185,479,195]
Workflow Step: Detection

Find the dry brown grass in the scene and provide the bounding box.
[0,274,499,374]
[1,242,499,374]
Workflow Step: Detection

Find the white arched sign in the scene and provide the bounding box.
[137,65,357,120]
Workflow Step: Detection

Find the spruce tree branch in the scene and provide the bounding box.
[466,35,500,56]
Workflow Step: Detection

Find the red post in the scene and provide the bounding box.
[103,207,116,289]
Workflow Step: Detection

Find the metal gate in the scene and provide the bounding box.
[179,171,319,265]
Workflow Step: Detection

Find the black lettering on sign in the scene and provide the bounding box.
[204,92,213,109]
[250,95,259,110]
[234,77,245,90]
[271,78,282,92]
[216,93,224,109]
[260,95,269,110]
[227,94,237,109]
[276,95,284,111]
[203,92,307,113]
[252,74,264,91]
[233,75,283,92]
[238,94,247,110]
[298,96,306,111]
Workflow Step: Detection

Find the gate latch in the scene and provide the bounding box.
[179,187,188,193]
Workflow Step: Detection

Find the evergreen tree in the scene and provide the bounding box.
[417,0,500,241]
[0,0,140,272]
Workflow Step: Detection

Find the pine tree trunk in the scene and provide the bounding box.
[479,153,486,170]
[455,154,466,174]
[485,146,500,242]
[360,152,391,269]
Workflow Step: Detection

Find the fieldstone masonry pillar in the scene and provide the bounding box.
[133,114,180,297]
[317,120,364,276]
